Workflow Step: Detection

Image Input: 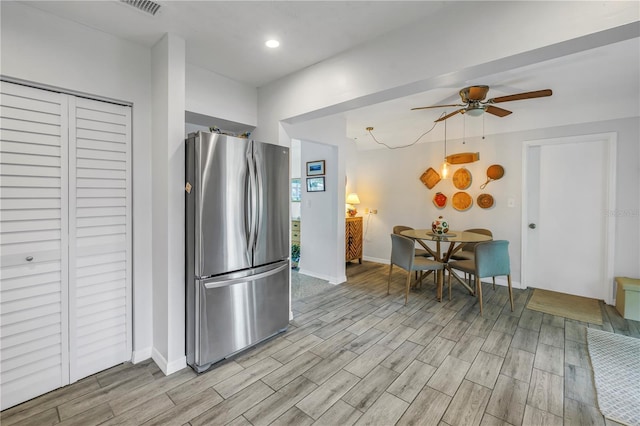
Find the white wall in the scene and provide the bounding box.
[151,34,187,374]
[297,141,338,281]
[356,117,640,290]
[1,2,154,361]
[186,63,257,126]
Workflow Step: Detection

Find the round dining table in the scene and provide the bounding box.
[400,229,492,295]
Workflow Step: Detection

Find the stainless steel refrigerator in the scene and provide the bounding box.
[185,131,290,373]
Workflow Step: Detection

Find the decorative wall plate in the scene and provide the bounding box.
[445,152,480,164]
[433,192,447,208]
[477,193,494,209]
[480,164,505,189]
[452,168,472,190]
[452,191,473,211]
[420,167,440,189]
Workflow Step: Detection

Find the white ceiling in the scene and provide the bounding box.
[22,0,447,87]
[20,1,639,150]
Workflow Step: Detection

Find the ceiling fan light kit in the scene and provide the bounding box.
[412,85,552,122]
[463,107,485,117]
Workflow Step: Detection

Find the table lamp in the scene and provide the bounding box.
[346,193,360,217]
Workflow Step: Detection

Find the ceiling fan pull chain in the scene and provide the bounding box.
[482,114,485,140]
[463,114,466,144]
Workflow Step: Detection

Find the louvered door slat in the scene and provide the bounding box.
[1,164,61,177]
[0,260,62,280]
[76,129,126,143]
[1,313,62,338]
[77,148,126,162]
[1,140,61,156]
[1,209,61,221]
[0,219,62,233]
[68,96,131,382]
[76,178,126,189]
[0,270,62,291]
[2,282,61,302]
[77,216,126,228]
[76,139,127,153]
[1,152,61,167]
[0,117,61,135]
[0,81,69,410]
[0,105,62,125]
[2,129,61,146]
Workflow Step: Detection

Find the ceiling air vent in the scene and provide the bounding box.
[120,0,161,16]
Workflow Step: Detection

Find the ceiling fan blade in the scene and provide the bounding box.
[489,89,552,103]
[434,109,464,122]
[485,105,512,117]
[411,104,464,111]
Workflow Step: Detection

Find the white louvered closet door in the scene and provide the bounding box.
[68,96,131,382]
[0,81,70,409]
[0,81,132,409]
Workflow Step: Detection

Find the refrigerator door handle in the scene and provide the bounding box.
[246,148,257,252]
[254,151,265,244]
[203,262,289,289]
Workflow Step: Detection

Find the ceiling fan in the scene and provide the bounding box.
[412,85,552,122]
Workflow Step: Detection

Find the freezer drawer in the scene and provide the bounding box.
[192,261,289,371]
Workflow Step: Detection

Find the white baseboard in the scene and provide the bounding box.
[330,275,347,285]
[152,347,187,375]
[131,347,152,364]
[363,256,390,264]
[492,276,524,290]
[166,356,187,375]
[297,268,345,285]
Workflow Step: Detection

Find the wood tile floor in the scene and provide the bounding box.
[3,261,639,426]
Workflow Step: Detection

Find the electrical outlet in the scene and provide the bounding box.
[371,209,378,214]
[364,208,370,215]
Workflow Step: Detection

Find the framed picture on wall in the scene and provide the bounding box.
[306,160,325,176]
[306,177,325,192]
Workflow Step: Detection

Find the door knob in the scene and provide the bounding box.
[528,223,536,229]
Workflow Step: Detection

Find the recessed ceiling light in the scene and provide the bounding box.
[265,39,280,48]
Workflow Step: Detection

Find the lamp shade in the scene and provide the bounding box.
[346,193,361,205]
[440,161,450,179]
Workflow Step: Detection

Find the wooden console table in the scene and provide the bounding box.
[346,216,363,263]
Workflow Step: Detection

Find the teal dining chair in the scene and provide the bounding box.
[393,225,432,258]
[447,240,514,315]
[450,228,494,289]
[388,233,444,305]
[450,228,493,261]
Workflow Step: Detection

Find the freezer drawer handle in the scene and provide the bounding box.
[203,263,289,289]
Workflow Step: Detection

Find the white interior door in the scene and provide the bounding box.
[524,134,616,302]
[69,97,132,381]
[0,81,132,409]
[0,81,70,409]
